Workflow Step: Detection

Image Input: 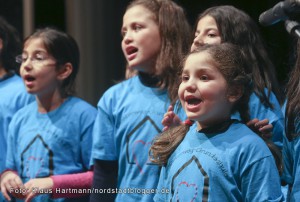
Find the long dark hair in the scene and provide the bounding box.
[125,0,192,104]
[195,5,284,107]
[286,39,300,141]
[0,16,22,72]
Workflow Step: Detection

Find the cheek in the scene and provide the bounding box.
[206,37,221,45]
[145,33,161,51]
[213,37,222,44]
[19,66,25,77]
[178,85,187,106]
[202,85,227,100]
[178,84,185,100]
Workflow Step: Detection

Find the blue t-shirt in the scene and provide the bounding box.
[91,76,186,202]
[155,121,283,202]
[6,96,97,202]
[0,73,34,202]
[232,89,284,149]
[282,117,300,202]
[0,74,34,173]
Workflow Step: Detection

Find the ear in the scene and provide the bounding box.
[57,63,73,81]
[227,86,243,103]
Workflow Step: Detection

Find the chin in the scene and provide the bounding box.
[186,113,200,121]
[127,60,139,69]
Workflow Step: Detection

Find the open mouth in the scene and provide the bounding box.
[24,75,36,82]
[126,46,138,56]
[186,97,202,106]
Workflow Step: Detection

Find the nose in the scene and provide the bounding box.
[122,31,133,45]
[22,61,33,71]
[185,79,197,92]
[191,35,204,51]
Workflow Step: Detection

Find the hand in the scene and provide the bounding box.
[162,105,182,131]
[24,177,54,202]
[247,118,273,140]
[0,171,26,201]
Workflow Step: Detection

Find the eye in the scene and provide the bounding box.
[200,75,209,80]
[207,31,219,38]
[121,29,127,38]
[133,24,142,32]
[21,55,28,62]
[181,74,189,82]
[16,54,27,63]
[34,53,46,61]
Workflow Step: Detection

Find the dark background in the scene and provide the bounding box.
[0,0,296,105]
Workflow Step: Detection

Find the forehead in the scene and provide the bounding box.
[184,51,213,68]
[24,38,47,52]
[197,15,218,29]
[123,5,155,24]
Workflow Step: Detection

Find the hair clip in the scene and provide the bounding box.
[184,119,194,126]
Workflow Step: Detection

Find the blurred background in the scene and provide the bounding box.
[0,0,295,106]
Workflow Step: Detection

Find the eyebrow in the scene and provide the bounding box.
[22,49,48,54]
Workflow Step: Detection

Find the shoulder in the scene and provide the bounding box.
[1,74,24,92]
[64,96,97,116]
[229,122,263,141]
[228,121,273,156]
[10,102,37,125]
[97,76,141,106]
[102,77,139,96]
[2,74,33,99]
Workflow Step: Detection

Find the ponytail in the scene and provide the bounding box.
[150,120,193,165]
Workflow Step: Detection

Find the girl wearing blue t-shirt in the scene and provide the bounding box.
[150,43,283,201]
[90,0,191,201]
[163,5,284,174]
[0,28,96,202]
[282,39,300,201]
[0,16,34,202]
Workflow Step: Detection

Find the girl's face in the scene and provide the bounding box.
[191,15,221,52]
[121,5,161,74]
[19,38,60,96]
[178,51,233,130]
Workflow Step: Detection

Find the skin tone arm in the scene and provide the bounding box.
[161,105,182,131]
[0,171,26,201]
[1,170,93,202]
[247,118,273,140]
[23,178,53,202]
[1,171,54,202]
[162,105,273,139]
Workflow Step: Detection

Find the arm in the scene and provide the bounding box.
[247,118,273,140]
[162,105,183,131]
[242,156,283,201]
[89,159,118,202]
[23,170,93,202]
[0,170,26,201]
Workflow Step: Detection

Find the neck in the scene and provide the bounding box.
[196,115,231,131]
[138,72,160,87]
[36,91,67,113]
